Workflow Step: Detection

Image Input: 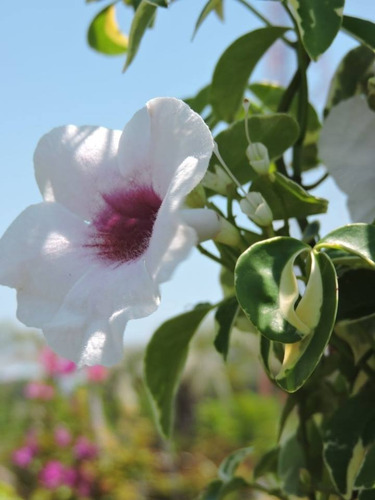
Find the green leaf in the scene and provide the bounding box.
[288,0,345,60]
[337,269,375,322]
[210,26,288,122]
[193,0,223,38]
[87,4,128,55]
[316,224,375,268]
[144,304,212,437]
[123,0,157,71]
[324,384,375,497]
[218,447,253,482]
[251,172,328,220]
[360,491,375,500]
[254,447,279,479]
[214,297,239,360]
[147,0,168,6]
[184,85,211,115]
[342,16,375,50]
[324,45,375,116]
[249,82,321,141]
[198,480,223,500]
[278,434,306,495]
[356,442,375,489]
[236,238,328,343]
[239,239,338,392]
[211,114,299,185]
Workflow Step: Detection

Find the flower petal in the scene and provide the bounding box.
[0,203,93,326]
[118,97,214,198]
[43,261,160,366]
[34,126,123,220]
[319,96,375,222]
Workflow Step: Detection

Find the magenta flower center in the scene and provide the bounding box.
[89,186,162,263]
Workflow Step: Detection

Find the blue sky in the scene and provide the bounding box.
[1,0,373,345]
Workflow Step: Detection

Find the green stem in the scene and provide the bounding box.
[235,0,294,48]
[197,244,228,268]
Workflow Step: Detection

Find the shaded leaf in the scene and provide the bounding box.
[324,45,375,116]
[278,434,306,495]
[211,27,288,122]
[218,447,253,482]
[337,269,375,321]
[343,16,375,51]
[88,4,128,55]
[324,384,375,497]
[144,304,212,437]
[254,447,279,479]
[214,297,239,360]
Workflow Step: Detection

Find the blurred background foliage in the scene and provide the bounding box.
[0,320,282,499]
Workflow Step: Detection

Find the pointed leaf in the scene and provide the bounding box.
[288,0,345,60]
[123,0,157,71]
[214,297,239,360]
[251,172,328,220]
[218,447,253,482]
[193,0,223,38]
[316,224,375,267]
[210,26,288,122]
[144,304,212,437]
[342,16,375,51]
[88,4,128,55]
[211,114,299,185]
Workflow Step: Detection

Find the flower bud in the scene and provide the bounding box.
[246,142,270,175]
[240,192,273,227]
[202,165,233,195]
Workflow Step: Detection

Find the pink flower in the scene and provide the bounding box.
[0,98,217,367]
[12,446,34,467]
[63,467,78,488]
[39,460,66,489]
[40,347,76,376]
[86,365,108,383]
[54,426,72,447]
[24,381,54,400]
[74,437,98,460]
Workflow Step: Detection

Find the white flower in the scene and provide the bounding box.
[319,96,375,223]
[0,98,218,366]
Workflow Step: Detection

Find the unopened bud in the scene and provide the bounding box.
[240,192,273,227]
[202,165,233,195]
[246,142,270,174]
